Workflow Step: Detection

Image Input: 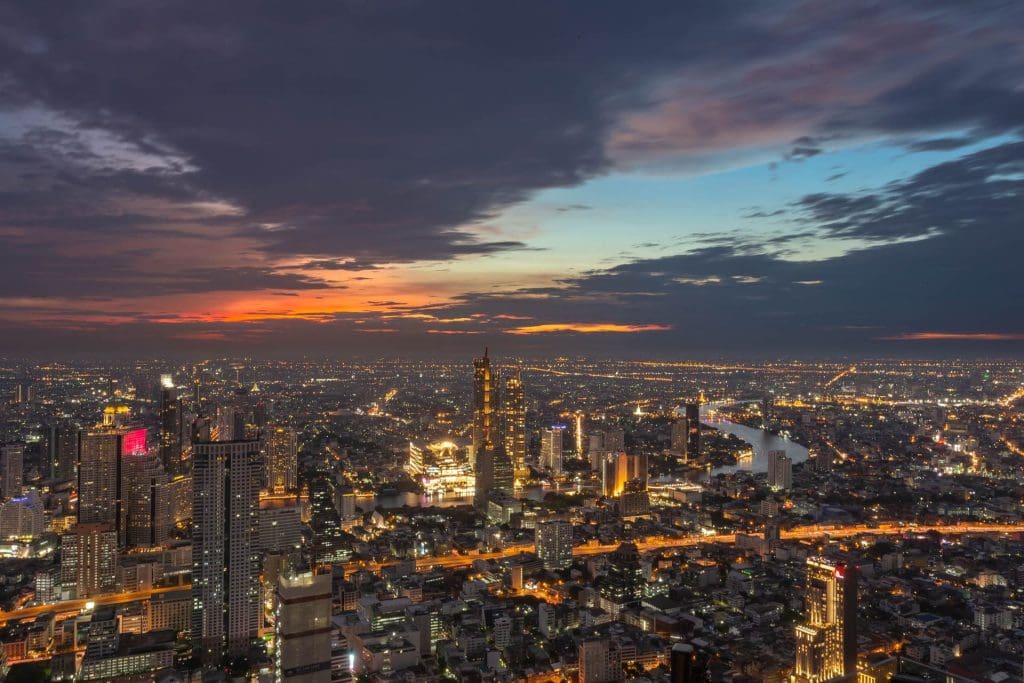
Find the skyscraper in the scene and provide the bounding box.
[535,519,573,570]
[472,348,495,454]
[122,452,171,548]
[601,452,648,498]
[670,418,688,460]
[501,370,527,480]
[47,423,79,483]
[266,426,298,493]
[541,427,564,475]
[0,443,24,499]
[473,349,513,508]
[79,418,147,547]
[685,403,700,460]
[275,573,333,683]
[589,429,625,471]
[158,374,183,475]
[192,439,261,662]
[792,557,858,683]
[768,450,793,491]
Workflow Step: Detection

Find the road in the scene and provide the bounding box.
[1,522,1020,626]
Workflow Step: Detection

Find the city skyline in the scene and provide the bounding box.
[0,3,1023,356]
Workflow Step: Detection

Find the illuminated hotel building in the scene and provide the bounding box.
[589,429,625,471]
[535,519,573,570]
[61,523,117,598]
[472,348,495,454]
[670,419,688,460]
[266,425,298,493]
[792,557,857,683]
[78,406,148,547]
[406,441,474,495]
[192,439,261,661]
[501,370,528,479]
[768,450,793,491]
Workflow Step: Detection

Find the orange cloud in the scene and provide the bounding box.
[426,329,483,335]
[880,332,1024,341]
[506,322,671,335]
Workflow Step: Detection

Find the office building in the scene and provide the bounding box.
[671,643,695,683]
[670,419,688,460]
[192,439,261,662]
[79,410,147,546]
[275,573,333,683]
[535,519,573,570]
[768,450,793,491]
[0,443,23,499]
[792,557,858,683]
[0,491,44,540]
[501,370,528,479]
[267,426,298,493]
[685,403,700,460]
[541,427,564,475]
[61,523,117,598]
[259,494,304,553]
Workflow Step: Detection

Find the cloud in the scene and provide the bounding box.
[505,323,672,335]
[880,332,1024,341]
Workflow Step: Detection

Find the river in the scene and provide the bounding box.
[698,403,809,477]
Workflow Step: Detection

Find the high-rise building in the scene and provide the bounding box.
[472,348,495,454]
[541,427,564,475]
[535,519,573,570]
[275,573,333,683]
[792,557,858,683]
[601,452,648,498]
[472,349,513,508]
[192,439,261,662]
[768,450,793,491]
[158,375,183,475]
[589,429,625,471]
[78,418,147,547]
[0,443,24,499]
[266,426,298,494]
[670,419,688,460]
[685,403,700,460]
[501,371,527,480]
[61,523,117,598]
[122,452,171,548]
[47,423,79,483]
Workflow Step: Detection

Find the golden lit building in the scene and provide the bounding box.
[406,441,474,495]
[792,557,857,683]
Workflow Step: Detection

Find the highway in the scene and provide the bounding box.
[1,522,1020,626]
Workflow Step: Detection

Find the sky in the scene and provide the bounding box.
[0,1,1023,357]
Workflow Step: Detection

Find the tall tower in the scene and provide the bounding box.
[685,402,700,460]
[123,451,171,548]
[541,427,564,475]
[159,374,182,475]
[472,348,495,453]
[79,415,146,547]
[670,419,688,460]
[792,557,858,683]
[275,573,333,683]
[192,439,261,662]
[266,426,298,494]
[501,370,527,480]
[473,349,513,507]
[47,423,79,483]
[0,443,24,499]
[768,450,793,491]
[535,519,573,570]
